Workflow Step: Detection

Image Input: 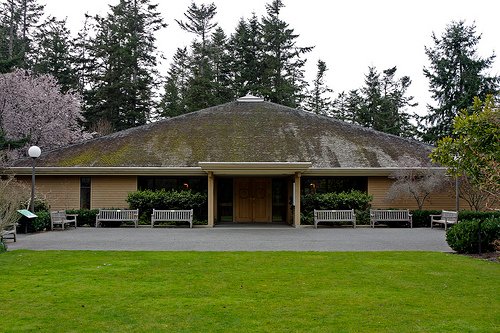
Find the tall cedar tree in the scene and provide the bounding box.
[229,14,264,97]
[423,20,499,143]
[304,59,333,115]
[84,0,167,132]
[159,47,191,118]
[209,27,234,104]
[31,19,78,93]
[0,0,45,72]
[261,0,312,107]
[334,66,416,137]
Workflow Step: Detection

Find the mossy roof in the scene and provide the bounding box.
[12,101,434,168]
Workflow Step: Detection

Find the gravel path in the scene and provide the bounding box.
[6,225,453,252]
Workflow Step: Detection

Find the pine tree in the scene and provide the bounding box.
[422,20,499,143]
[260,0,313,107]
[83,0,167,132]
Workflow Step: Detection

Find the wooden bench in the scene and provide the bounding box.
[50,211,77,231]
[430,210,458,230]
[314,209,356,228]
[370,209,413,228]
[151,209,193,228]
[1,223,17,242]
[95,209,139,228]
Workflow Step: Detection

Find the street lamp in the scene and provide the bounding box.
[454,154,460,212]
[28,145,41,213]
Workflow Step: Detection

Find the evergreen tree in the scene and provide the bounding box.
[159,47,191,118]
[422,20,499,143]
[228,14,264,97]
[260,0,313,107]
[337,66,417,137]
[31,18,78,92]
[0,0,45,72]
[209,27,234,104]
[304,59,333,115]
[83,0,167,132]
[176,1,219,112]
[175,2,217,51]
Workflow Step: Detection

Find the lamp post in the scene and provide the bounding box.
[454,154,460,212]
[28,145,41,214]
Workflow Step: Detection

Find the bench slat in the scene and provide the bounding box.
[370,209,412,228]
[314,209,356,228]
[430,210,458,231]
[96,209,139,228]
[151,209,193,228]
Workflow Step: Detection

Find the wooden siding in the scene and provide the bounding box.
[17,175,80,210]
[91,176,137,209]
[368,177,467,210]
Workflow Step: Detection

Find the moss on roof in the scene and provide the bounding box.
[13,101,434,168]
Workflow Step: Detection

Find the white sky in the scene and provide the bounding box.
[43,0,500,115]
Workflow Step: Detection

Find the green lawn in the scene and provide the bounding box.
[0,251,498,333]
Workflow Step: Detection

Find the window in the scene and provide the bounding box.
[80,177,91,209]
[301,176,367,195]
[138,176,207,193]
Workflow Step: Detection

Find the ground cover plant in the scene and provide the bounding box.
[0,251,498,332]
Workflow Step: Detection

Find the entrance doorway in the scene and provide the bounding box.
[234,178,272,222]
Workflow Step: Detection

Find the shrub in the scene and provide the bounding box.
[446,217,500,254]
[410,210,442,228]
[0,240,6,253]
[459,210,500,221]
[65,209,99,227]
[30,210,51,232]
[127,189,208,224]
[301,190,373,225]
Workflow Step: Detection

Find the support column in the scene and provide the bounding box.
[207,172,215,227]
[294,172,301,227]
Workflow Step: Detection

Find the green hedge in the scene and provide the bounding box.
[300,191,373,225]
[66,209,99,227]
[446,217,500,254]
[459,210,500,221]
[127,189,208,224]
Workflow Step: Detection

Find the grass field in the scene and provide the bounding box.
[0,251,498,332]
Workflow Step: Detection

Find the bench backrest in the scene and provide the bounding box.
[314,209,355,221]
[371,209,410,220]
[152,209,193,221]
[441,210,458,222]
[97,209,138,220]
[50,210,66,222]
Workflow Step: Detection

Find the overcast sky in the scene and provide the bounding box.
[43,0,500,115]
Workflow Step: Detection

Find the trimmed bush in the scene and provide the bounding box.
[127,189,208,224]
[459,210,500,221]
[301,190,373,225]
[410,210,442,228]
[65,209,99,227]
[30,210,51,232]
[446,217,500,254]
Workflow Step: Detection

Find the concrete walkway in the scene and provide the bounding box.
[7,226,453,252]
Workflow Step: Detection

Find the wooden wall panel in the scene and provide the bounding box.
[16,175,80,210]
[368,176,468,210]
[91,176,137,209]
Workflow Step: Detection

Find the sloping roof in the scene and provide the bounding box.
[12,101,434,168]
